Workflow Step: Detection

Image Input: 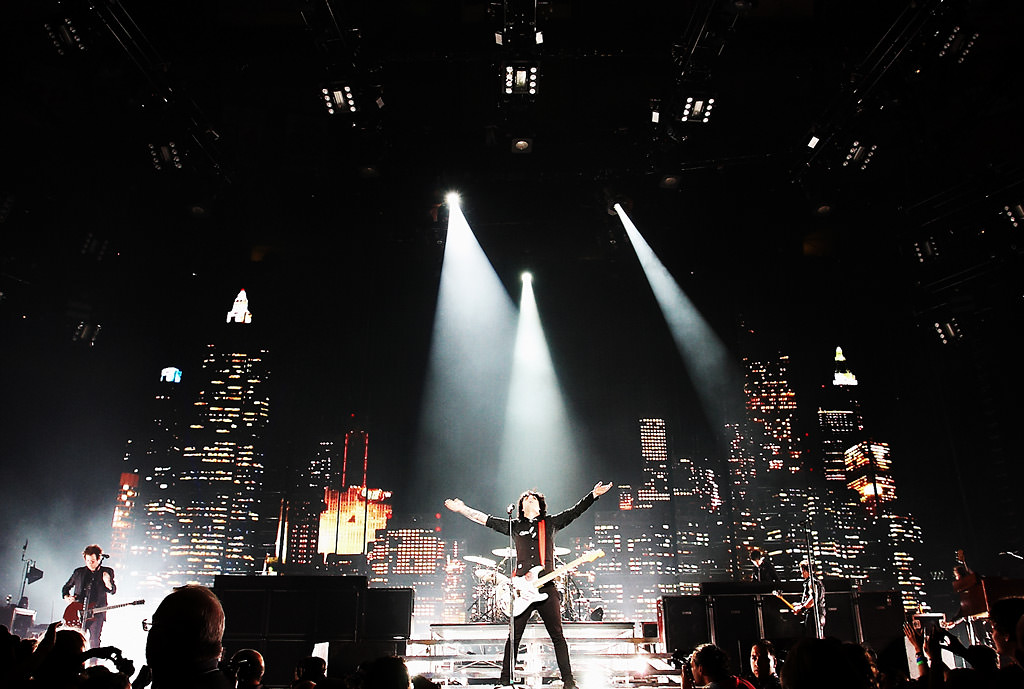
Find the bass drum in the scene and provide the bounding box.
[493,587,512,621]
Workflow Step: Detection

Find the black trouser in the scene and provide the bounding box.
[84,616,104,649]
[500,585,573,686]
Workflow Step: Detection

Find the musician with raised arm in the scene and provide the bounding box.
[446,481,612,689]
[61,544,116,649]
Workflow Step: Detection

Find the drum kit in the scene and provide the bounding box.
[465,547,593,622]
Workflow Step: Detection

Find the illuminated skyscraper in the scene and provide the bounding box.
[115,365,186,593]
[809,347,929,610]
[727,354,808,579]
[845,441,897,515]
[319,486,393,556]
[165,290,271,586]
[637,418,671,507]
[367,513,448,635]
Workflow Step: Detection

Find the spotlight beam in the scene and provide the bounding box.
[413,201,517,504]
[497,274,581,507]
[615,204,743,439]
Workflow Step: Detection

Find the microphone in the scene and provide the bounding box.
[507,503,516,514]
[100,554,110,559]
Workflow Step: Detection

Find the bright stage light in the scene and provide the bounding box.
[521,271,533,283]
[445,192,461,206]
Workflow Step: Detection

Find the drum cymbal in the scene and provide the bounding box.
[491,547,517,558]
[554,547,571,556]
[475,568,509,584]
[465,554,497,567]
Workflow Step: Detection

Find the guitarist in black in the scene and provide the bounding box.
[62,544,116,649]
[446,481,611,689]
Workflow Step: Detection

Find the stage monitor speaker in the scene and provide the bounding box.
[659,595,709,655]
[710,595,760,671]
[363,588,414,640]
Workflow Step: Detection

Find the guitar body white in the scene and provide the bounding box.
[509,567,549,617]
[504,550,605,618]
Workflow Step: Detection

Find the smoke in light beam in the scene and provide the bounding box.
[497,273,582,508]
[413,201,517,505]
[614,204,743,441]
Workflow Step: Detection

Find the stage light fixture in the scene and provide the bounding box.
[504,63,539,96]
[934,318,963,345]
[807,135,820,149]
[445,192,461,206]
[659,174,681,190]
[1003,203,1023,228]
[44,18,86,55]
[842,141,877,170]
[511,137,534,154]
[322,84,357,115]
[680,96,715,123]
[147,141,182,170]
[521,272,533,284]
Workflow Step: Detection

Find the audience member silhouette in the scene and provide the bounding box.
[683,643,756,689]
[230,648,265,688]
[140,585,232,689]
[748,639,781,689]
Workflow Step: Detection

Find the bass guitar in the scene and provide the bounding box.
[508,550,604,618]
[63,599,145,627]
[772,590,799,612]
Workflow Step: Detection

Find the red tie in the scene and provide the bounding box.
[538,520,546,568]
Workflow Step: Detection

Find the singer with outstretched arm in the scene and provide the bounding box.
[62,544,116,649]
[445,481,612,689]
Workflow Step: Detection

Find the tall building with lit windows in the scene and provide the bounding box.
[637,418,671,506]
[593,419,679,621]
[726,354,808,579]
[808,347,929,610]
[114,365,186,594]
[165,290,271,586]
[367,513,448,635]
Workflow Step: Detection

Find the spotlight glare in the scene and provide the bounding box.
[521,271,533,284]
[445,192,461,206]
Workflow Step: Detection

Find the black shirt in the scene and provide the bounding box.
[485,492,597,579]
[62,565,116,617]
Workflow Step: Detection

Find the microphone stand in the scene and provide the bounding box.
[505,503,518,688]
[802,517,823,639]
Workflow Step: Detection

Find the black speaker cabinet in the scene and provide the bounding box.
[659,595,710,655]
[327,639,408,677]
[710,595,761,669]
[215,575,366,642]
[821,591,858,643]
[363,588,414,640]
[856,590,909,677]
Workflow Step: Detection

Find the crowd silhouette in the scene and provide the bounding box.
[2,584,1023,688]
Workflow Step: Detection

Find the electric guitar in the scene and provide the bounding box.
[772,590,799,612]
[508,549,604,618]
[63,599,145,627]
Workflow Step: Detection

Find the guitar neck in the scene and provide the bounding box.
[533,554,597,588]
[93,599,145,614]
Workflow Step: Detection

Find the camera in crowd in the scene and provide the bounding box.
[80,646,136,677]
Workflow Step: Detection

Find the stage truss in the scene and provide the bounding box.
[406,622,679,686]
